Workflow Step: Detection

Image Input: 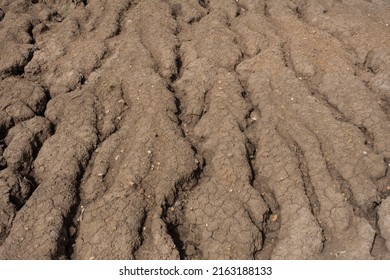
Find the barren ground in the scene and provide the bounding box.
[1,0,390,260]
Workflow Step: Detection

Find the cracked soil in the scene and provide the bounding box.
[1,0,390,260]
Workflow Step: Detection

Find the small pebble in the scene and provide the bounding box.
[69,226,76,237]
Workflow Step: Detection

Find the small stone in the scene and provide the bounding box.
[363,151,368,155]
[271,214,278,222]
[147,150,152,154]
[69,226,76,237]
[115,155,120,161]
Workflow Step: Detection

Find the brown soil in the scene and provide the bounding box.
[1,0,390,260]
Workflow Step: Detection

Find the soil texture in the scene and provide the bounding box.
[1,0,390,260]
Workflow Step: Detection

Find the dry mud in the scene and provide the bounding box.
[0,0,390,260]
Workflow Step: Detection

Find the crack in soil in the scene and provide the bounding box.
[158,11,205,259]
[326,161,378,228]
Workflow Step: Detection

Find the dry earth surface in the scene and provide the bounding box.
[1,0,390,260]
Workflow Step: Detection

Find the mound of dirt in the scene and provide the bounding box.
[0,0,390,260]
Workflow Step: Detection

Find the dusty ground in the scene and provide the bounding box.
[0,0,390,260]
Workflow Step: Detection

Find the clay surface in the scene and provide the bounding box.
[0,0,390,259]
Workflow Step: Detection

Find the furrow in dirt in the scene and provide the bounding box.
[0,86,97,259]
[0,0,133,259]
[163,84,204,260]
[235,1,383,258]
[234,2,323,259]
[69,1,199,260]
[172,1,270,260]
[292,126,376,259]
[267,0,390,160]
[264,4,390,256]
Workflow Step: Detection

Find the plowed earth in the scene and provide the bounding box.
[1,0,390,260]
